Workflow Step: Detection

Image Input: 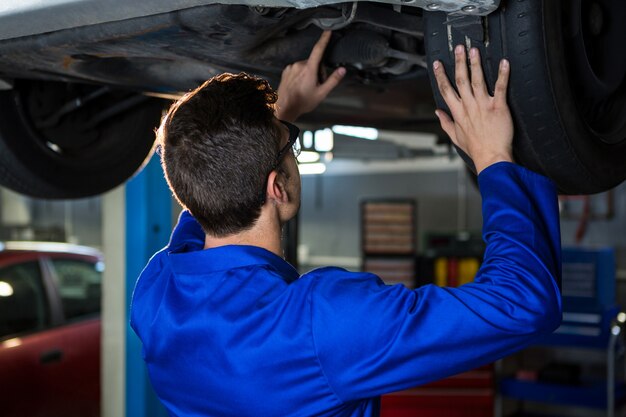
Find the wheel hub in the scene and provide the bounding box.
[565,0,626,144]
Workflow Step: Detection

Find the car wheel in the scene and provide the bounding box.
[425,0,626,194]
[0,80,165,199]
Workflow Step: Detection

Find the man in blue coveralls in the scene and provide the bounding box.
[131,31,562,416]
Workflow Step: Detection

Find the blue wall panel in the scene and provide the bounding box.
[125,156,171,417]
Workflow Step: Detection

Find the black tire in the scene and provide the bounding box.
[0,81,165,199]
[425,0,626,194]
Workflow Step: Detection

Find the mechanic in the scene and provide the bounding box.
[131,31,562,416]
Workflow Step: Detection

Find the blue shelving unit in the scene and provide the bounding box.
[500,375,625,409]
[496,248,626,417]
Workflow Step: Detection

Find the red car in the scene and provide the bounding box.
[0,242,103,417]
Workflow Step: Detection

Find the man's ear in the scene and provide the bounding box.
[266,170,288,204]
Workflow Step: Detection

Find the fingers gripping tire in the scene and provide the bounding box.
[425,0,626,194]
[0,81,165,199]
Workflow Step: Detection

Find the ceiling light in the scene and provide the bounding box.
[302,131,313,149]
[332,125,378,140]
[298,163,326,175]
[314,128,334,152]
[297,151,320,163]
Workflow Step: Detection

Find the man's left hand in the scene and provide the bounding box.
[276,31,346,122]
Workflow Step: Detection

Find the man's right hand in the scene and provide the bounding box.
[433,45,514,174]
[276,31,346,122]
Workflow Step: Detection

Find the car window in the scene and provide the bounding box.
[51,259,102,321]
[0,262,49,339]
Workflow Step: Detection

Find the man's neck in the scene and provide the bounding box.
[203,209,284,258]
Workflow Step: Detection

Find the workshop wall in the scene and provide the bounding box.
[299,168,483,270]
[560,181,626,249]
[301,170,626,259]
[0,188,102,247]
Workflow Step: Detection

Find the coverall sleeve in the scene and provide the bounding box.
[168,210,205,251]
[310,162,562,402]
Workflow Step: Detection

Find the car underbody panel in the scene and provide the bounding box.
[0,3,442,131]
[0,0,500,40]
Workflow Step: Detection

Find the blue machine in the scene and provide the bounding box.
[544,247,618,348]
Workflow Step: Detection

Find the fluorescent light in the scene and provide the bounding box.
[297,151,320,163]
[314,128,334,152]
[332,125,378,140]
[302,131,313,149]
[298,163,326,175]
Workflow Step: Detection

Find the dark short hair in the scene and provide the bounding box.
[157,73,282,236]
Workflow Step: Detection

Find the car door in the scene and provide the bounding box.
[0,258,57,417]
[0,254,101,417]
[39,256,102,417]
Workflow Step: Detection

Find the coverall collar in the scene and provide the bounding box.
[168,244,300,283]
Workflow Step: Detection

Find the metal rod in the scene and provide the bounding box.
[36,86,110,128]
